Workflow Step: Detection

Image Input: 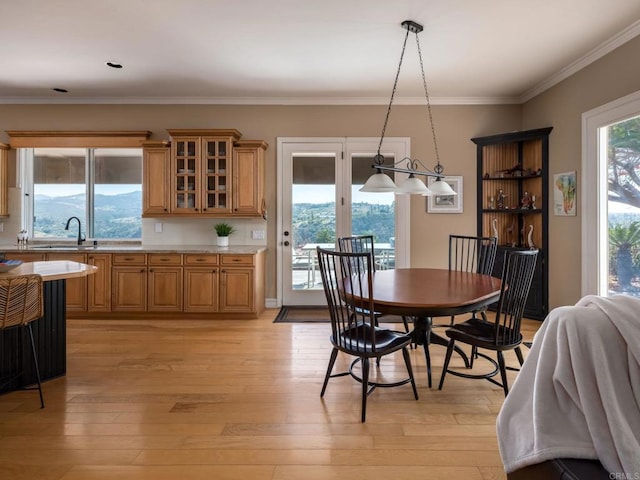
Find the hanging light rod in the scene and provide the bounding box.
[360,19,456,196]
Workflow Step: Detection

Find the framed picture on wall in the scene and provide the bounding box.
[427,175,463,213]
[553,171,577,216]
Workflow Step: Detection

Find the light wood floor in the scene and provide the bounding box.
[0,311,541,480]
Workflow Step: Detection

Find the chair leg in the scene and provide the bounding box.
[320,347,339,397]
[497,351,509,396]
[422,328,432,388]
[361,357,370,423]
[438,339,456,391]
[27,324,45,409]
[402,347,419,400]
[514,346,525,366]
[402,316,410,333]
[469,346,477,369]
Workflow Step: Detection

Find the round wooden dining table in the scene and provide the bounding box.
[351,268,502,387]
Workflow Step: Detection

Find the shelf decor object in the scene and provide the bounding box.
[360,20,455,196]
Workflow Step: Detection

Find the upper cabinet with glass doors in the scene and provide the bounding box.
[167,129,241,215]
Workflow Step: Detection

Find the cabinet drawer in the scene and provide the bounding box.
[220,254,254,266]
[112,253,147,265]
[184,254,218,266]
[148,254,182,265]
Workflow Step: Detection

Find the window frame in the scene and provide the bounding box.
[8,130,150,240]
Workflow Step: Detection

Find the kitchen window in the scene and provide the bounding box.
[20,147,143,240]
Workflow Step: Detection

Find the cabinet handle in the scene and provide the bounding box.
[196,258,205,262]
[160,258,169,261]
[213,269,217,273]
[124,257,134,261]
[232,258,240,262]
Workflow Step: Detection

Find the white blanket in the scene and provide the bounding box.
[497,294,640,475]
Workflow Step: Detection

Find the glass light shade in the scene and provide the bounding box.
[359,172,397,192]
[428,178,457,195]
[396,176,433,195]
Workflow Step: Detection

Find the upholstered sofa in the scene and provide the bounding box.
[507,458,610,479]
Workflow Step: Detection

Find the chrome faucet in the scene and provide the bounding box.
[64,216,85,245]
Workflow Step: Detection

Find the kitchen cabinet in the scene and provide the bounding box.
[111,254,147,312]
[147,254,182,311]
[0,143,9,218]
[472,126,552,320]
[219,254,255,313]
[46,253,87,311]
[87,253,111,312]
[232,140,267,217]
[142,140,171,216]
[167,129,242,215]
[1,248,265,319]
[183,254,219,312]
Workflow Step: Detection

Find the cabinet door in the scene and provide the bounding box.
[112,267,147,312]
[87,254,111,312]
[142,142,170,216]
[171,136,200,214]
[0,143,8,217]
[202,137,233,214]
[219,268,254,313]
[184,267,219,312]
[232,142,265,216]
[148,267,182,311]
[47,253,87,311]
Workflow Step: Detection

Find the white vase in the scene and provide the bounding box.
[217,236,229,247]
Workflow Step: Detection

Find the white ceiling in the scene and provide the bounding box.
[2,0,640,105]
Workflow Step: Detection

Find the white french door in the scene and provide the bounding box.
[277,137,410,306]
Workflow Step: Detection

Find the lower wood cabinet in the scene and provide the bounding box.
[184,267,219,312]
[3,249,265,318]
[87,254,112,312]
[46,253,88,311]
[148,254,182,312]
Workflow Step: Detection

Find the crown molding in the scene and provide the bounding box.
[0,94,519,106]
[520,19,640,103]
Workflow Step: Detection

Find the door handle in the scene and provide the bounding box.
[284,241,290,246]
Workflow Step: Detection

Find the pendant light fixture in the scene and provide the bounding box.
[360,20,456,197]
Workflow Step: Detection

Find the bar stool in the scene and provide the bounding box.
[0,274,45,408]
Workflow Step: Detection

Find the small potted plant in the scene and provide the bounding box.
[214,222,235,247]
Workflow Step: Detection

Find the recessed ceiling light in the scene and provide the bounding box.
[52,88,68,93]
[105,61,123,69]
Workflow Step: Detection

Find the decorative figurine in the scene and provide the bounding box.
[489,196,495,209]
[496,189,507,209]
[531,194,537,209]
[492,218,499,244]
[521,191,532,209]
[527,225,536,249]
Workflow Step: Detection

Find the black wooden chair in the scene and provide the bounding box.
[0,274,45,408]
[337,235,410,332]
[437,234,498,326]
[316,247,418,422]
[438,249,538,396]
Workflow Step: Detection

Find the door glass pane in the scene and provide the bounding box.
[352,154,396,270]
[606,115,640,296]
[291,154,336,290]
[33,147,86,238]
